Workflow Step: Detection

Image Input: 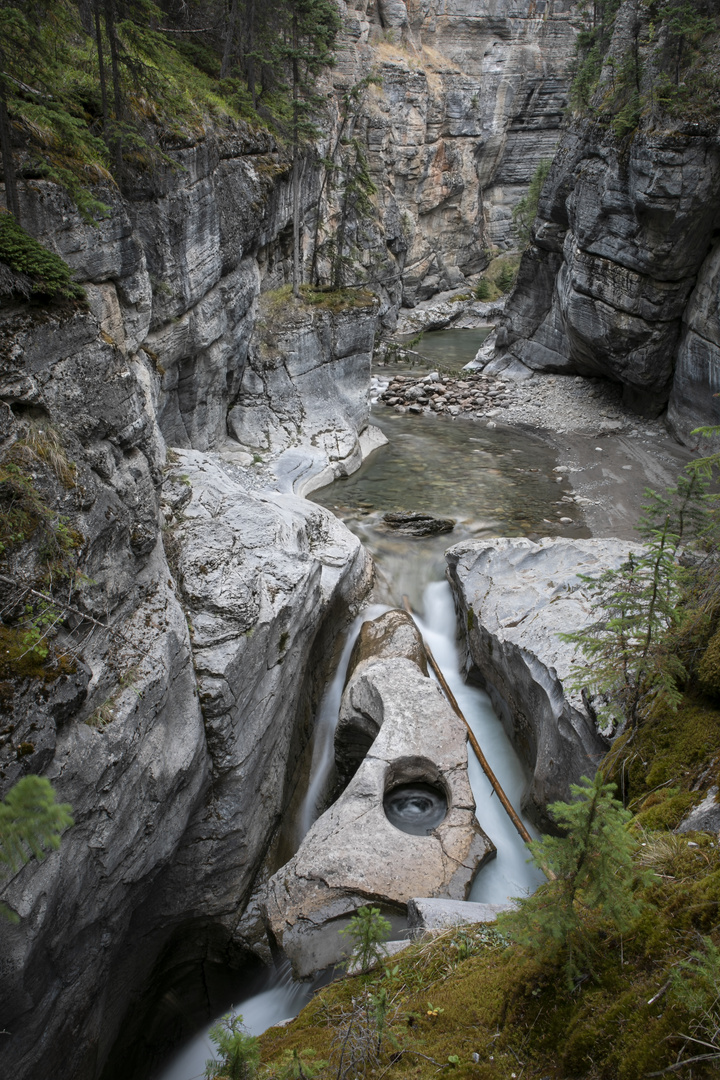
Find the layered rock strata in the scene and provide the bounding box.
[228,291,386,495]
[490,125,720,420]
[0,138,376,1079]
[327,0,583,309]
[264,610,494,978]
[446,536,639,828]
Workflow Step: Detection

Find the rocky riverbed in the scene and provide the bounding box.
[371,363,695,542]
[373,368,669,438]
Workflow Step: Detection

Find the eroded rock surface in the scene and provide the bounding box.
[447,537,640,828]
[227,293,384,494]
[264,656,494,977]
[336,609,428,784]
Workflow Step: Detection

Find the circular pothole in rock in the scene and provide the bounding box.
[383,781,447,836]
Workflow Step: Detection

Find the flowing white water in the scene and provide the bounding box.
[415,581,545,903]
[156,398,557,1079]
[154,966,313,1080]
[296,603,389,842]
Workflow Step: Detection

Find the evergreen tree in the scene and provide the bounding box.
[339,905,391,972]
[498,773,648,989]
[204,1011,260,1080]
[272,0,339,297]
[512,158,551,247]
[0,774,74,921]
[562,470,710,732]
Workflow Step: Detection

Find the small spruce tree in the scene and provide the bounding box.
[498,773,649,989]
[204,1012,260,1080]
[0,774,74,922]
[339,905,391,972]
[562,470,710,731]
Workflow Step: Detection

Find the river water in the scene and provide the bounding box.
[400,327,493,371]
[156,396,572,1080]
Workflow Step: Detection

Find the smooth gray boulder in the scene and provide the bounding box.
[264,657,495,978]
[677,787,720,836]
[407,897,515,934]
[446,537,640,829]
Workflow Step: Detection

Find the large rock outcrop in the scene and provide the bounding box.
[264,612,494,977]
[227,291,385,495]
[667,241,720,448]
[487,0,720,430]
[490,125,720,417]
[447,537,639,829]
[0,123,377,1080]
[329,0,584,309]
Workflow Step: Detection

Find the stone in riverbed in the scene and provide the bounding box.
[446,537,640,830]
[383,511,455,536]
[345,608,429,682]
[337,610,428,784]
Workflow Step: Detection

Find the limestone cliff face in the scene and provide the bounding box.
[331,0,583,308]
[0,121,375,1080]
[491,123,720,420]
[488,0,720,432]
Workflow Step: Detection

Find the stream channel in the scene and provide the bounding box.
[155,344,586,1080]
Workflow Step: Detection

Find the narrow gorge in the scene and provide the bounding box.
[1,2,720,1080]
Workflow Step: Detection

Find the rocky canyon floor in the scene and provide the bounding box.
[373,363,695,542]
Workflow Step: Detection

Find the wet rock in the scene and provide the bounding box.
[345,609,428,683]
[382,511,455,536]
[447,536,640,830]
[264,657,494,978]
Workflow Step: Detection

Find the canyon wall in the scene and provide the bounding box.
[488,0,720,434]
[0,119,377,1080]
[334,0,583,309]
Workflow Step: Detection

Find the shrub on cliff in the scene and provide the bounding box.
[0,209,83,302]
[0,775,73,921]
[512,159,552,247]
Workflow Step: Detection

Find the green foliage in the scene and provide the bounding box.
[339,905,391,973]
[0,774,73,921]
[205,1012,260,1080]
[499,774,649,989]
[562,471,711,731]
[512,159,552,247]
[495,262,517,294]
[0,209,84,301]
[267,1048,326,1080]
[568,0,720,130]
[669,937,720,1070]
[473,278,491,301]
